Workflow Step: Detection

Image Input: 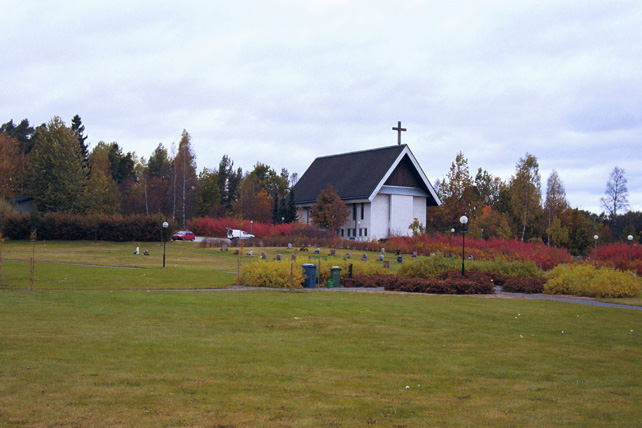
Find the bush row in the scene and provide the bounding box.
[348,271,495,294]
[314,257,387,283]
[386,234,574,270]
[397,253,544,279]
[594,243,642,275]
[544,263,641,298]
[1,212,166,242]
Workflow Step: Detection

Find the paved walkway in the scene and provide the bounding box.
[169,285,642,311]
[492,287,642,310]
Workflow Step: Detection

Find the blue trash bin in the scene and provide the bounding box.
[301,263,317,288]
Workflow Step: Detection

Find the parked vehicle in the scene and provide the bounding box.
[172,231,196,241]
[226,228,254,243]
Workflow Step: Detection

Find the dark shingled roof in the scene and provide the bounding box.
[294,145,409,205]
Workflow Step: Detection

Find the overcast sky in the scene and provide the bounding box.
[2,0,641,214]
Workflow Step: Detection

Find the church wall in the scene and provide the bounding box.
[371,194,390,239]
[389,194,414,237]
[413,197,427,229]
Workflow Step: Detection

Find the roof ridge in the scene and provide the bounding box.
[313,144,406,161]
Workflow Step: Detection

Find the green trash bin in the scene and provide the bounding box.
[330,266,341,287]
[326,279,334,288]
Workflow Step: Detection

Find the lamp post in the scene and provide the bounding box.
[450,228,455,257]
[593,235,599,259]
[250,220,253,235]
[460,216,468,276]
[628,235,634,261]
[162,221,169,268]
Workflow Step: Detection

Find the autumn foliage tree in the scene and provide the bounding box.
[310,184,349,230]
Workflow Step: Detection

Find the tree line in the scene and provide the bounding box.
[0,115,637,255]
[0,116,296,228]
[428,151,638,255]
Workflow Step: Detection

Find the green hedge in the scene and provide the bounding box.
[1,212,168,242]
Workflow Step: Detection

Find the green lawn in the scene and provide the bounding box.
[1,289,641,427]
[0,240,403,290]
[0,240,640,426]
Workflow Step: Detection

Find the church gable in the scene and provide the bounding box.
[384,155,422,188]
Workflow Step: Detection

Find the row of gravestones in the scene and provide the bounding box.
[221,244,416,265]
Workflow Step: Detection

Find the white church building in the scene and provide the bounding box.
[293,144,440,240]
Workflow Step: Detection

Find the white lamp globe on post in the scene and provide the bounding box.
[628,235,634,261]
[460,216,468,276]
[450,228,455,257]
[162,221,169,269]
[593,235,599,259]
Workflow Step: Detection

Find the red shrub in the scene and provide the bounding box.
[386,234,574,270]
[349,271,494,294]
[501,277,547,294]
[595,243,642,275]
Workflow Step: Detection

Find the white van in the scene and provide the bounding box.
[226,228,255,243]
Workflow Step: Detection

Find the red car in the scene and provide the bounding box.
[171,231,196,241]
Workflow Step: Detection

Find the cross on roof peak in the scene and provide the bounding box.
[392,121,406,145]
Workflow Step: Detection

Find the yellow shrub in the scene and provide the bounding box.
[545,263,641,298]
[312,257,387,282]
[241,261,305,288]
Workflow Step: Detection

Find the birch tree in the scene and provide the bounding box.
[600,166,629,219]
[509,153,542,242]
[544,170,568,244]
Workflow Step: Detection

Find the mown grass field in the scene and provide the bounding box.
[0,240,404,290]
[0,240,641,427]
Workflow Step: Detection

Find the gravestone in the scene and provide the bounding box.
[412,251,417,257]
[314,248,320,254]
[379,254,384,261]
[381,248,386,254]
[330,249,336,256]
[247,251,253,257]
[221,244,228,252]
[383,261,390,268]
[345,252,351,259]
[276,254,282,261]
[288,243,293,249]
[361,254,368,261]
[261,252,267,260]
